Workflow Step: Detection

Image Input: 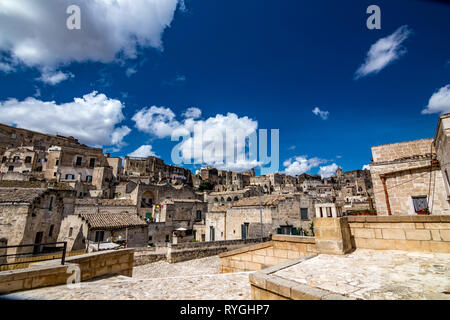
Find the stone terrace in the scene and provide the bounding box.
[3,256,252,300]
[273,249,450,300]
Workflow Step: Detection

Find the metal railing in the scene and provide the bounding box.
[0,241,67,267]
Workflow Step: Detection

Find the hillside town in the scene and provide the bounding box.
[0,113,449,300]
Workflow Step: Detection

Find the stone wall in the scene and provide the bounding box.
[219,235,317,273]
[0,249,134,294]
[348,215,450,253]
[370,138,450,216]
[133,238,270,265]
[248,256,350,300]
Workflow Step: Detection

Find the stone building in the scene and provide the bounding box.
[58,212,148,251]
[370,122,450,215]
[0,146,47,174]
[123,156,192,184]
[205,194,315,241]
[148,199,207,244]
[434,113,450,202]
[0,187,75,260]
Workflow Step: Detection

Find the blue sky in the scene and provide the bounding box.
[0,0,449,177]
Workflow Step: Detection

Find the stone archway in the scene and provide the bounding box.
[141,190,154,208]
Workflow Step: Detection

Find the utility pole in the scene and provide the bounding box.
[257,187,263,242]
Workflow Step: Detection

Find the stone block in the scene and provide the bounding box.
[352,228,375,239]
[439,230,450,241]
[0,279,24,294]
[429,241,450,253]
[249,272,267,289]
[382,228,406,240]
[405,229,431,241]
[291,283,324,300]
[245,261,262,271]
[287,250,301,259]
[374,229,383,239]
[252,254,266,264]
[431,230,442,241]
[273,249,288,258]
[424,223,450,230]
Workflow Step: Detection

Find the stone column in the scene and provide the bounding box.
[313,217,353,255]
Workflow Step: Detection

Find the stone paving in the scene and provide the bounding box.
[3,256,252,300]
[275,249,450,300]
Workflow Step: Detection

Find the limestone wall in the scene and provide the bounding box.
[0,249,134,294]
[371,139,434,163]
[219,235,317,273]
[348,215,450,253]
[370,159,450,215]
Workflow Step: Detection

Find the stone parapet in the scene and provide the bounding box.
[249,255,354,300]
[0,248,134,294]
[348,215,450,253]
[313,218,353,255]
[219,236,316,273]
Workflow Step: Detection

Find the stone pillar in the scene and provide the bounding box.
[331,206,337,218]
[315,207,321,218]
[313,217,353,255]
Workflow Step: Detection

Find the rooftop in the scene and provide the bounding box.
[79,212,147,231]
[0,187,47,204]
[274,249,450,300]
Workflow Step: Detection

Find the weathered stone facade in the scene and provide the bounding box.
[370,137,450,216]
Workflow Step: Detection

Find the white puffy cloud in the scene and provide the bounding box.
[38,70,74,85]
[132,106,261,171]
[312,107,329,120]
[0,0,181,81]
[318,163,339,178]
[0,91,131,148]
[128,145,157,158]
[182,107,202,119]
[284,156,328,176]
[132,106,180,138]
[355,25,411,79]
[421,85,450,114]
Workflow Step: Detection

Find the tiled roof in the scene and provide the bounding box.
[0,188,47,204]
[79,212,147,231]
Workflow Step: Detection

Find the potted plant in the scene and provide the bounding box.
[417,208,430,215]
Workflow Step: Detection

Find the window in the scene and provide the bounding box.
[48,196,54,211]
[89,158,95,167]
[241,223,249,240]
[69,227,73,237]
[75,156,82,166]
[1,156,5,163]
[86,175,92,182]
[53,172,57,177]
[49,225,54,237]
[95,231,104,242]
[165,235,170,242]
[412,196,428,213]
[210,227,215,241]
[65,174,75,180]
[300,208,309,220]
[55,159,59,166]
[196,210,202,221]
[25,156,32,164]
[8,166,14,172]
[326,207,332,217]
[11,133,16,139]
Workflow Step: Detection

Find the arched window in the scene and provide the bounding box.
[141,190,154,208]
[25,156,32,164]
